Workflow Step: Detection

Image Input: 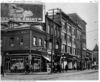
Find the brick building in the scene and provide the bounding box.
[46,9,87,70]
[1,22,48,72]
[1,4,87,72]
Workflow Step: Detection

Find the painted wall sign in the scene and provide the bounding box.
[1,3,45,22]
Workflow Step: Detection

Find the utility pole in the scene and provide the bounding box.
[80,31,83,70]
[51,9,55,73]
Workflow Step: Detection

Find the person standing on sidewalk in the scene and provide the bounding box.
[1,65,4,77]
[65,64,68,72]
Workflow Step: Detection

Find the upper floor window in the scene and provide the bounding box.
[77,30,81,39]
[47,24,50,34]
[67,46,70,54]
[62,44,65,52]
[72,27,75,35]
[10,37,14,47]
[72,48,75,55]
[39,38,42,46]
[49,42,52,50]
[0,39,2,47]
[55,43,59,49]
[20,38,24,46]
[67,25,72,33]
[67,36,70,43]
[33,37,37,46]
[62,19,66,30]
[44,40,47,48]
[70,47,72,54]
[55,26,57,36]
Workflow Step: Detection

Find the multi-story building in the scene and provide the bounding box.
[92,44,98,69]
[1,22,48,72]
[45,12,61,72]
[68,13,87,70]
[46,9,87,70]
[1,3,87,72]
[86,49,93,69]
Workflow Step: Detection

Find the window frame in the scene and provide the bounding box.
[39,38,42,46]
[33,36,37,46]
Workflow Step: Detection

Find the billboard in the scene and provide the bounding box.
[1,3,45,22]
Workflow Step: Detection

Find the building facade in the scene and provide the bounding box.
[46,9,87,70]
[1,6,87,73]
[1,22,48,72]
[92,44,98,69]
[86,49,93,69]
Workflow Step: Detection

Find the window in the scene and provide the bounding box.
[62,44,65,52]
[51,27,53,35]
[49,42,52,50]
[65,45,67,52]
[72,27,75,35]
[47,24,50,34]
[67,25,70,32]
[74,28,76,35]
[10,37,14,47]
[62,19,66,30]
[67,36,69,43]
[55,43,59,49]
[70,47,72,54]
[39,38,42,46]
[69,36,72,42]
[69,26,72,33]
[57,29,60,37]
[64,33,66,40]
[33,37,37,46]
[44,40,47,48]
[67,46,70,54]
[75,49,77,55]
[72,48,75,55]
[77,30,81,39]
[1,39,2,47]
[20,38,23,46]
[55,26,57,36]
[74,39,76,44]
[72,38,75,44]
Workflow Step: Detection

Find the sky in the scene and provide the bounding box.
[45,3,98,50]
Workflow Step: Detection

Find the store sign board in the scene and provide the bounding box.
[1,3,44,22]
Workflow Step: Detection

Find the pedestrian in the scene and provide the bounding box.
[1,65,4,77]
[65,64,68,72]
[58,63,61,72]
[25,63,30,74]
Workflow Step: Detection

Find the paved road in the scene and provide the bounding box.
[1,70,98,80]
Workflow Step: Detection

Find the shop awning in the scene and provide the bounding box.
[42,55,51,62]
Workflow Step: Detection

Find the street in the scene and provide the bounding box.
[1,70,98,80]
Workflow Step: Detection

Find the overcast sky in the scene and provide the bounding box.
[45,3,98,50]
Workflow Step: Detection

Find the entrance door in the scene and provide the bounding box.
[33,57,41,72]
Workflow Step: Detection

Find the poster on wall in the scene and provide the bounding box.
[1,3,45,22]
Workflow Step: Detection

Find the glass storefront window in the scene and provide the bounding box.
[10,58,24,72]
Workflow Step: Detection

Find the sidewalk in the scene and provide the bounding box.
[1,69,98,80]
[5,69,98,75]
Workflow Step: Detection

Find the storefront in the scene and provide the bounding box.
[5,54,26,72]
[4,53,49,73]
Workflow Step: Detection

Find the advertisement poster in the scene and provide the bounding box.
[1,3,44,22]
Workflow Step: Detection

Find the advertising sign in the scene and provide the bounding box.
[1,3,44,22]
